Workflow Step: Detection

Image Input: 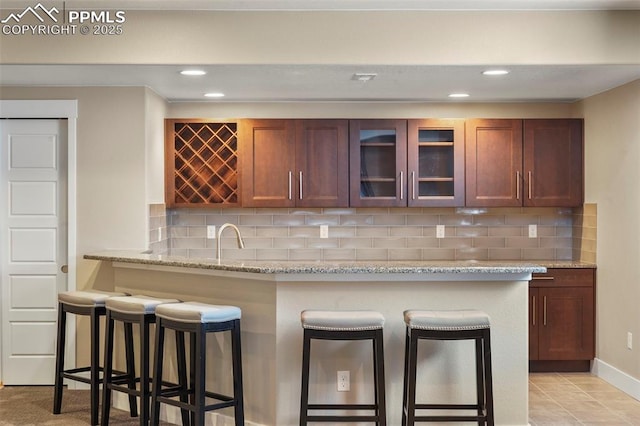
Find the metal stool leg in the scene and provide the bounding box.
[53,303,66,415]
[299,329,311,426]
[175,330,191,426]
[401,326,410,426]
[231,320,245,426]
[90,307,101,425]
[193,325,206,426]
[483,329,495,426]
[101,311,115,426]
[139,318,152,425]
[150,318,165,426]
[124,322,138,417]
[373,328,386,426]
[475,337,485,425]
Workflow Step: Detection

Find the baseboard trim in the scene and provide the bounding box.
[593,357,640,401]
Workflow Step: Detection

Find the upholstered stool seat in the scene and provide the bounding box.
[58,290,126,307]
[150,302,244,426]
[299,310,387,426]
[53,290,136,425]
[404,309,491,331]
[101,295,182,426]
[402,309,494,426]
[301,309,386,331]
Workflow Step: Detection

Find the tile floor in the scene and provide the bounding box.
[529,372,640,425]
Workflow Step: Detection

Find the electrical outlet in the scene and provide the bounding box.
[436,225,445,239]
[337,370,350,392]
[320,225,329,239]
[528,224,537,238]
[207,225,216,239]
[628,332,633,350]
[158,227,163,241]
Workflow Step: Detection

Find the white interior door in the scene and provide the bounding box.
[1,119,67,385]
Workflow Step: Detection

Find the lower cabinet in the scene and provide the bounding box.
[529,268,595,372]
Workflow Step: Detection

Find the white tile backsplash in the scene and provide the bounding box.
[149,204,588,261]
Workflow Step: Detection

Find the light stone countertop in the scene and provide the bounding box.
[84,250,555,274]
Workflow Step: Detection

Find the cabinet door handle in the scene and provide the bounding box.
[400,171,404,200]
[532,276,555,281]
[299,171,303,200]
[411,171,416,200]
[532,295,536,326]
[516,171,521,200]
[543,296,547,326]
[288,171,292,200]
[528,171,533,199]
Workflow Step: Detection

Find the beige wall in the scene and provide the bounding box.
[577,79,640,378]
[1,11,639,65]
[145,88,169,206]
[0,86,153,365]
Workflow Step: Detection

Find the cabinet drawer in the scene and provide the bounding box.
[531,268,594,288]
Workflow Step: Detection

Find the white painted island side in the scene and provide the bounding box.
[84,251,544,426]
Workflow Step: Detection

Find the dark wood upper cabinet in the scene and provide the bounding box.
[241,119,296,207]
[171,116,583,209]
[165,119,240,208]
[241,119,349,207]
[295,120,349,207]
[466,119,583,207]
[349,119,407,207]
[524,119,583,207]
[465,119,523,207]
[408,119,465,207]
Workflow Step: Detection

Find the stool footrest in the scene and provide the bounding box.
[156,395,238,412]
[308,403,378,410]
[108,383,141,396]
[414,415,486,422]
[203,390,234,402]
[415,403,483,410]
[62,366,93,375]
[61,372,92,385]
[307,415,382,422]
[153,385,184,398]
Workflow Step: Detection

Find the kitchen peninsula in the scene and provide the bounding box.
[85,251,545,426]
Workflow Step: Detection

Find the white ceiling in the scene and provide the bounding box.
[1,0,640,102]
[2,64,640,103]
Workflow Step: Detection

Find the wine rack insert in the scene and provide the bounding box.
[165,119,239,207]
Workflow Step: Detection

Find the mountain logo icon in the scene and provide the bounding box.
[1,3,59,24]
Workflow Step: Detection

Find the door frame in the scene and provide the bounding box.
[0,100,78,385]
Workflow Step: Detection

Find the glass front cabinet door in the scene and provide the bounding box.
[407,119,465,207]
[349,119,464,207]
[349,119,407,207]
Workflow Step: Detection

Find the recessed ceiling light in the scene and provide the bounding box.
[352,73,377,82]
[482,69,509,76]
[180,69,206,76]
[449,93,470,98]
[204,92,225,98]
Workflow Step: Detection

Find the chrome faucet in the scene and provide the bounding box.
[216,223,245,261]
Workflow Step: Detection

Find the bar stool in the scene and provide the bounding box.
[299,310,387,426]
[53,290,136,425]
[100,295,182,425]
[150,302,244,426]
[402,309,494,426]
